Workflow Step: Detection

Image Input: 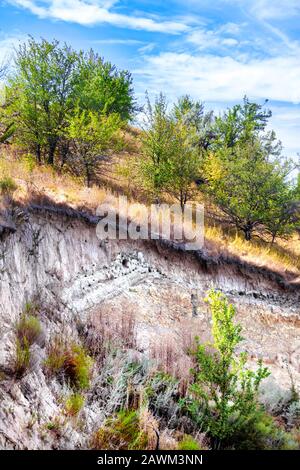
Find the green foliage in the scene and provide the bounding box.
[4,37,134,165]
[45,417,63,435]
[140,93,202,207]
[66,107,122,186]
[45,340,93,390]
[91,409,148,450]
[264,186,299,244]
[16,313,41,346]
[14,310,41,377]
[75,50,135,120]
[177,434,201,450]
[7,37,79,164]
[0,176,17,195]
[15,337,31,377]
[172,94,214,154]
[229,407,299,450]
[183,289,270,448]
[44,337,67,373]
[212,96,278,154]
[204,140,295,240]
[65,344,93,390]
[0,122,15,143]
[65,393,85,416]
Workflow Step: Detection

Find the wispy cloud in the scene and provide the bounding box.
[0,33,25,65]
[135,52,300,104]
[187,26,240,51]
[138,43,156,54]
[248,0,300,20]
[9,0,189,33]
[89,38,144,46]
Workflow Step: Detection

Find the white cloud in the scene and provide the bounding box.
[187,28,239,50]
[9,0,189,33]
[249,0,300,20]
[134,48,300,156]
[218,22,243,35]
[88,38,144,45]
[135,52,300,104]
[0,33,25,66]
[138,43,156,54]
[222,0,300,21]
[270,107,300,157]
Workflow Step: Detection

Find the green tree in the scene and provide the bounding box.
[67,108,121,187]
[184,289,270,449]
[213,96,281,156]
[172,95,214,155]
[204,140,294,240]
[140,93,178,197]
[140,94,202,207]
[163,111,201,209]
[0,61,15,143]
[4,38,135,166]
[264,186,298,245]
[75,50,136,121]
[8,37,79,164]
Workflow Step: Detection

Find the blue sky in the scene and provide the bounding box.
[0,0,299,157]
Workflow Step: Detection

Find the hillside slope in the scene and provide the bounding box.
[0,200,299,449]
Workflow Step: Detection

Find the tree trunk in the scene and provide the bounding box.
[35,144,41,164]
[60,141,69,169]
[270,232,276,247]
[180,191,187,212]
[47,138,58,165]
[86,167,92,188]
[243,224,252,241]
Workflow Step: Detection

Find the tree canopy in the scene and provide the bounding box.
[2,37,135,167]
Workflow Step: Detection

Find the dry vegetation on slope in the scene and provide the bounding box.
[1,143,300,280]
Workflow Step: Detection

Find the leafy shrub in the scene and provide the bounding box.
[91,410,148,450]
[285,401,300,429]
[45,340,93,390]
[228,408,298,450]
[178,434,201,450]
[182,289,270,449]
[65,393,85,416]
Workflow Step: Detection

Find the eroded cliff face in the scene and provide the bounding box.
[0,206,299,449]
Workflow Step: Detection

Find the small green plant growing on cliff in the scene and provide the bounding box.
[15,337,31,377]
[177,434,201,450]
[44,337,67,372]
[65,393,85,416]
[14,311,42,377]
[91,409,148,450]
[0,176,17,195]
[183,289,270,449]
[16,313,41,346]
[45,340,93,390]
[64,344,93,390]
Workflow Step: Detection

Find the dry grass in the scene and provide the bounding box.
[0,145,114,210]
[84,309,137,364]
[149,327,196,392]
[1,144,300,277]
[205,224,300,276]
